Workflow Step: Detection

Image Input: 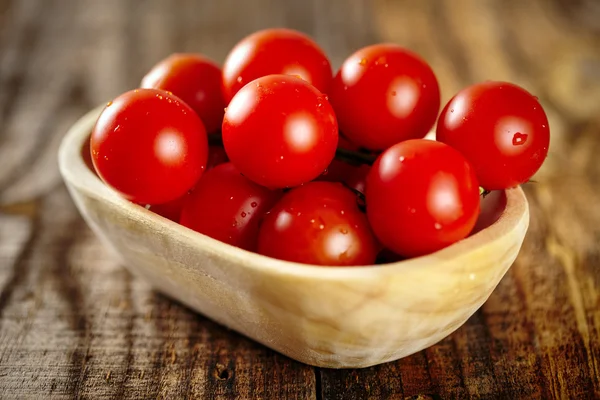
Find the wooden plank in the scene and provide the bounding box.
[0,0,599,398]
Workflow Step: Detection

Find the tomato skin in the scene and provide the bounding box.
[222,74,338,188]
[436,81,550,190]
[258,182,378,266]
[91,89,208,205]
[366,139,480,258]
[222,28,332,102]
[180,163,281,251]
[330,44,440,150]
[141,53,225,133]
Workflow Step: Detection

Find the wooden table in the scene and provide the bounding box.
[1,0,599,398]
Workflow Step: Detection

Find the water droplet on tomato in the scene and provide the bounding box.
[251,202,258,208]
[232,221,238,227]
[106,101,113,107]
[324,95,329,101]
[340,228,348,234]
[241,212,247,218]
[229,196,234,200]
[343,85,348,91]
[166,91,173,96]
[310,219,315,224]
[359,58,367,66]
[450,109,454,113]
[236,76,243,83]
[340,210,345,215]
[384,63,388,68]
[542,124,547,128]
[434,223,442,230]
[409,208,416,214]
[398,156,405,162]
[322,168,329,176]
[319,224,325,230]
[512,132,528,146]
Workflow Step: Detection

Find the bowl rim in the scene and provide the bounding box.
[58,106,529,280]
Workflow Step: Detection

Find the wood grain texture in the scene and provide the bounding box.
[0,0,599,399]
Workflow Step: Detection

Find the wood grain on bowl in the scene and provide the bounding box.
[59,107,529,368]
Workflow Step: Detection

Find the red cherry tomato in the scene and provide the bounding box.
[91,89,208,205]
[222,74,338,188]
[366,139,480,258]
[141,53,225,133]
[180,163,281,251]
[258,182,378,266]
[436,81,550,190]
[222,28,332,102]
[330,44,440,150]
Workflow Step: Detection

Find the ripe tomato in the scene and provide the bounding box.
[222,74,338,188]
[366,139,480,258]
[330,44,440,150]
[436,81,550,190]
[91,89,208,205]
[222,28,332,102]
[141,53,225,133]
[180,163,281,251]
[257,182,378,266]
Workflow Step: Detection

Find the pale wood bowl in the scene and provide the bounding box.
[58,107,529,369]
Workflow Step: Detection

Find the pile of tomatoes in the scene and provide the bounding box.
[90,28,550,267]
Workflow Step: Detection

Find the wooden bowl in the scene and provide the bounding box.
[58,107,529,369]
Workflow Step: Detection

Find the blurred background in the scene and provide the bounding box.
[1,0,599,398]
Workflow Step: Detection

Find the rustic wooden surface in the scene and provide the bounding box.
[0,0,599,398]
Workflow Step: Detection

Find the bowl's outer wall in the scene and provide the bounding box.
[59,108,530,368]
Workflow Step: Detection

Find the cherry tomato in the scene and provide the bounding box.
[91,89,208,205]
[222,74,338,188]
[436,81,550,190]
[222,28,332,102]
[180,163,281,251]
[366,139,480,258]
[258,182,378,266]
[330,44,440,150]
[141,53,225,133]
